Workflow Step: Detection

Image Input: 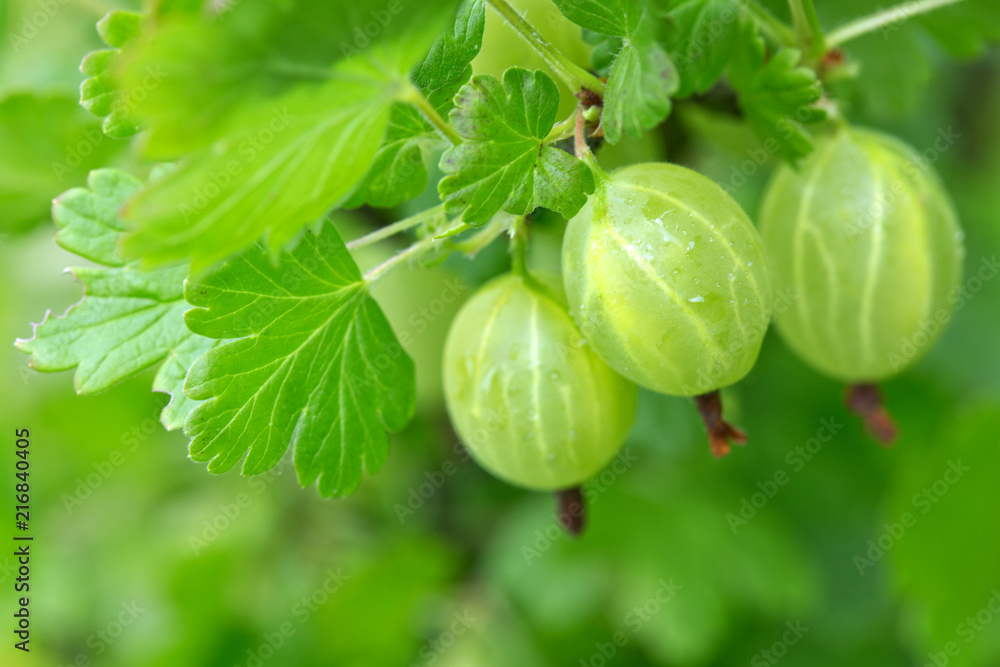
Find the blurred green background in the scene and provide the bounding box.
[2,1,1000,666]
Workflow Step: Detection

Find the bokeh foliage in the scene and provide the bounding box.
[2,1,1000,666]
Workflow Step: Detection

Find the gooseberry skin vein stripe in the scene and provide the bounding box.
[805,225,848,366]
[583,222,683,386]
[618,181,767,311]
[603,225,725,358]
[472,283,514,422]
[588,226,694,386]
[792,138,839,354]
[858,163,886,367]
[529,296,555,482]
[761,127,964,382]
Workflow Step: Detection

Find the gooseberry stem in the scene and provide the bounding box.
[401,84,463,145]
[574,108,607,182]
[556,487,585,536]
[826,0,966,47]
[845,384,898,445]
[788,0,826,57]
[509,217,529,277]
[695,391,748,458]
[741,0,797,45]
[486,0,606,96]
[449,214,512,256]
[364,220,470,284]
[346,205,446,251]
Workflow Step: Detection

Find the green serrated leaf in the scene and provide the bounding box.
[0,93,121,234]
[97,10,141,49]
[549,0,644,36]
[555,0,679,144]
[728,21,824,162]
[120,57,399,272]
[79,10,143,139]
[603,34,679,144]
[664,0,740,98]
[118,0,459,270]
[439,68,596,224]
[411,0,485,91]
[16,169,213,431]
[348,72,468,209]
[182,223,415,497]
[154,334,221,431]
[120,0,457,159]
[17,263,193,394]
[51,168,135,266]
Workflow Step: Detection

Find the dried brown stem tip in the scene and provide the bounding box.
[695,391,747,458]
[556,487,585,536]
[845,383,898,445]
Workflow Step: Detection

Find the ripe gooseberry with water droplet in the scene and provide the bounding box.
[562,162,775,396]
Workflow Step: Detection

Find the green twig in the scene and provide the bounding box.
[449,214,512,256]
[509,218,529,277]
[801,0,827,55]
[574,109,606,183]
[402,85,463,145]
[788,0,826,56]
[364,220,470,284]
[827,0,966,47]
[486,0,606,95]
[739,0,797,45]
[346,205,447,251]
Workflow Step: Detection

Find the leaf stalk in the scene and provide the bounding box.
[363,220,470,284]
[826,0,967,47]
[739,0,797,45]
[402,85,463,145]
[486,0,607,95]
[788,0,827,56]
[346,205,446,251]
